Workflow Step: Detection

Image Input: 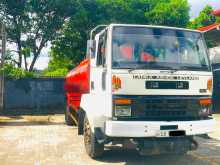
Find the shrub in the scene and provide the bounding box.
[0,64,35,79]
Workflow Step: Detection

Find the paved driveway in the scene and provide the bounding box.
[0,115,220,165]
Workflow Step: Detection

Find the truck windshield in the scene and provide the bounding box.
[112,26,210,71]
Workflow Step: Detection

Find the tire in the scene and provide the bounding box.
[65,106,74,126]
[83,116,104,158]
[78,109,84,135]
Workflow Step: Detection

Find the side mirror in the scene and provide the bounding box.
[86,40,96,58]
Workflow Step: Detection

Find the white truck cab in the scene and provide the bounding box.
[78,24,215,158]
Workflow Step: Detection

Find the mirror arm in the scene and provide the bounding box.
[90,25,107,40]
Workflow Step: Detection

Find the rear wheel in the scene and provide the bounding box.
[84,116,104,158]
[65,106,75,126]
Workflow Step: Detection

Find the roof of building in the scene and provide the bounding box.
[197,22,220,32]
[212,9,220,16]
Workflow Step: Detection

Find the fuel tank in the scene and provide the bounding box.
[64,59,90,110]
[64,59,90,94]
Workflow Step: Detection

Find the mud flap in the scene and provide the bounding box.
[94,127,106,144]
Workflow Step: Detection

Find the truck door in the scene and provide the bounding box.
[90,32,107,94]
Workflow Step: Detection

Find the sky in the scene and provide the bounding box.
[19,0,220,70]
[189,0,220,18]
[26,47,50,70]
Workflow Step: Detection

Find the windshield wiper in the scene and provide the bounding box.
[128,64,142,73]
[128,63,179,73]
[152,65,179,73]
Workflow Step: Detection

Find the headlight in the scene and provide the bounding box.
[114,105,131,117]
[113,98,132,117]
[199,106,212,117]
[199,98,212,117]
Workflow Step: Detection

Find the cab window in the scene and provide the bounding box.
[97,33,107,66]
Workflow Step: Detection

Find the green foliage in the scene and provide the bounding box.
[42,51,72,77]
[51,0,190,68]
[1,64,35,79]
[0,0,77,71]
[146,0,189,27]
[96,0,189,26]
[43,68,69,77]
[216,16,220,23]
[188,5,217,29]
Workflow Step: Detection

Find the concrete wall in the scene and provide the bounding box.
[1,71,220,115]
[1,78,65,115]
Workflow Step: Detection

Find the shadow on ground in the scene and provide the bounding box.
[93,141,220,165]
[95,146,209,165]
[0,115,65,126]
[92,136,220,165]
[0,121,64,126]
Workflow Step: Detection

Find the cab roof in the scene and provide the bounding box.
[108,23,201,33]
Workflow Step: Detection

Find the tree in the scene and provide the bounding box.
[51,0,190,69]
[146,0,189,27]
[0,0,77,71]
[43,50,72,77]
[188,5,218,29]
[97,0,189,27]
[0,63,35,79]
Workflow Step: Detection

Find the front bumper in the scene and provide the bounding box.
[105,119,215,137]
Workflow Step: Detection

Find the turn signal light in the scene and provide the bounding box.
[199,99,212,106]
[112,75,121,90]
[207,78,213,92]
[114,98,131,105]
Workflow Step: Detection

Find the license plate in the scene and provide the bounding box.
[157,130,169,137]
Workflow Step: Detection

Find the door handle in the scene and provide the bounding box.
[91,81,94,90]
[102,71,106,90]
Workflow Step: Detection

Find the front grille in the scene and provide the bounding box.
[145,81,189,89]
[114,95,209,121]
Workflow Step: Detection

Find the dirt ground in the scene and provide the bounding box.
[0,114,220,165]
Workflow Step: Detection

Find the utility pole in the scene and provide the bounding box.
[0,23,6,111]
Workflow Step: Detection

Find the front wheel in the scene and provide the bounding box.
[83,116,104,158]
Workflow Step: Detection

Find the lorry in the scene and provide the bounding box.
[64,24,215,158]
